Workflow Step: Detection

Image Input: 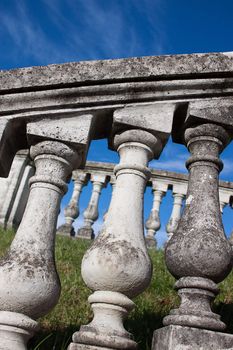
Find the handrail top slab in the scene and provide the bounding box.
[1,51,233,93]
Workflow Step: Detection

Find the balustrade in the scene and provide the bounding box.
[0,52,233,350]
[57,162,233,248]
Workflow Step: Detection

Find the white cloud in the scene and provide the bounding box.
[1,0,168,68]
[0,0,69,65]
[150,158,188,173]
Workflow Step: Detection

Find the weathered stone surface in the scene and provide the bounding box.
[70,128,163,349]
[152,325,233,350]
[0,140,80,349]
[1,52,233,91]
[57,223,75,237]
[27,115,95,168]
[1,52,233,178]
[173,99,233,143]
[164,123,232,331]
[112,104,175,147]
[0,311,38,350]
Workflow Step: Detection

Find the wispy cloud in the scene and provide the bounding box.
[150,158,188,173]
[0,0,168,68]
[0,0,71,66]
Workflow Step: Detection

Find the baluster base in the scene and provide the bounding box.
[68,291,137,350]
[163,277,225,331]
[57,223,75,237]
[77,227,95,240]
[145,235,157,249]
[0,311,38,350]
[152,325,233,350]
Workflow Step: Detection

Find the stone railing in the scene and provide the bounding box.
[0,52,233,349]
[57,161,233,248]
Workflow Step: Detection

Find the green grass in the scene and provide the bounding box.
[0,229,233,349]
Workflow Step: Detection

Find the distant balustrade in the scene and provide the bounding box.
[0,52,233,350]
[57,161,233,248]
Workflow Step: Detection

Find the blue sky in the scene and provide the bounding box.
[1,0,233,246]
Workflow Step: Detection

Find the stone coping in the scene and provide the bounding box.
[0,52,233,92]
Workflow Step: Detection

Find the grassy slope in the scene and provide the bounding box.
[0,229,233,350]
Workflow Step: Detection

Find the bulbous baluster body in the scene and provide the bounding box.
[164,124,232,331]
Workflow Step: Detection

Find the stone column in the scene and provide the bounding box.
[0,141,79,349]
[152,123,233,349]
[145,182,168,248]
[68,129,163,350]
[166,184,187,242]
[57,173,88,236]
[78,174,108,239]
[0,115,94,349]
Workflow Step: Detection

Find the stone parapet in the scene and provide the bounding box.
[0,51,233,349]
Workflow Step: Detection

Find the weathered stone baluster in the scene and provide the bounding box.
[69,129,162,350]
[69,103,175,350]
[0,116,94,350]
[145,182,168,248]
[57,173,88,236]
[103,175,116,223]
[153,122,233,349]
[166,184,186,242]
[219,189,231,214]
[78,174,108,239]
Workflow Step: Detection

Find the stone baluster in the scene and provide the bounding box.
[219,189,231,214]
[145,182,168,248]
[153,123,233,350]
[166,184,187,242]
[78,174,108,239]
[69,129,164,350]
[57,173,88,236]
[68,104,174,350]
[103,175,116,223]
[0,115,94,349]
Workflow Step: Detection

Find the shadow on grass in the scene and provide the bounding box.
[28,311,164,350]
[28,325,77,350]
[126,310,164,350]
[215,302,233,334]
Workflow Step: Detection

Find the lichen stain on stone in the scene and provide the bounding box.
[0,248,55,279]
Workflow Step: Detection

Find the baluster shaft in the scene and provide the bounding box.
[57,173,88,236]
[166,191,185,242]
[145,182,167,248]
[78,174,108,239]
